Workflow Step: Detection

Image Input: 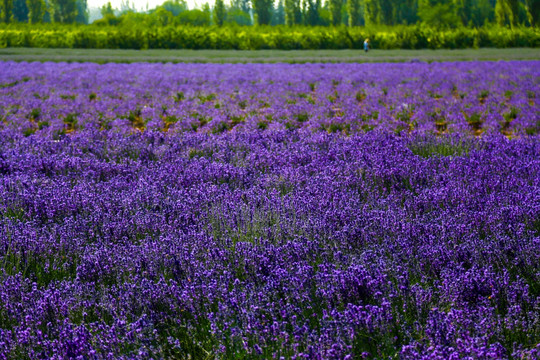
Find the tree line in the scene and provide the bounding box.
[1,0,87,23]
[2,23,538,49]
[0,0,538,27]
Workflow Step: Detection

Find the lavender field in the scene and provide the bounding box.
[0,61,539,359]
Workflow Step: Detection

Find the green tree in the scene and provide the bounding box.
[94,0,118,25]
[379,0,395,25]
[26,0,45,22]
[524,0,539,26]
[226,7,252,24]
[302,0,320,25]
[13,0,28,21]
[253,0,273,24]
[232,0,250,12]
[418,0,460,28]
[471,0,494,26]
[50,0,77,22]
[395,0,418,24]
[202,2,212,24]
[100,1,113,16]
[347,0,360,26]
[363,0,379,26]
[317,1,330,24]
[495,0,519,26]
[229,0,251,24]
[453,0,473,25]
[43,0,52,22]
[285,0,301,24]
[152,7,172,26]
[74,0,86,23]
[340,0,348,24]
[176,8,211,25]
[162,0,186,15]
[328,0,341,25]
[119,0,135,14]
[1,0,13,22]
[213,0,225,25]
[115,9,143,25]
[272,0,285,24]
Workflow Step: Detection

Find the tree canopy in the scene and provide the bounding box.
[0,0,537,27]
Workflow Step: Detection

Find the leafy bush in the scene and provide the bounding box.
[0,23,538,50]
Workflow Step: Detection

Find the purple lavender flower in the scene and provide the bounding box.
[0,60,538,358]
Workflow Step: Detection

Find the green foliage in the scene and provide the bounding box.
[1,0,14,23]
[257,120,268,130]
[28,107,40,119]
[408,137,474,158]
[363,0,378,26]
[495,0,520,26]
[525,0,540,26]
[470,0,495,26]
[100,1,113,17]
[0,23,538,49]
[328,0,341,25]
[454,0,472,25]
[272,0,285,25]
[12,0,27,22]
[74,0,87,24]
[213,0,225,26]
[50,0,78,23]
[285,0,302,25]
[418,0,460,28]
[176,8,210,26]
[226,7,251,25]
[1,0,537,31]
[303,0,322,25]
[231,0,250,13]
[26,0,45,23]
[253,0,273,25]
[152,7,173,26]
[161,0,187,16]
[405,0,420,24]
[347,0,361,26]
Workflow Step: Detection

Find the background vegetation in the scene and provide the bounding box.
[1,23,538,49]
[0,0,538,49]
[1,0,539,27]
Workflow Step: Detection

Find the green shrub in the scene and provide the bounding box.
[0,24,538,50]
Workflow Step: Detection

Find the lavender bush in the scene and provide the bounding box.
[0,61,539,359]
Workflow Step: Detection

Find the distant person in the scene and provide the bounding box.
[364,39,370,53]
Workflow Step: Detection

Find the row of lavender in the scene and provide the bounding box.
[1,61,538,137]
[0,61,539,359]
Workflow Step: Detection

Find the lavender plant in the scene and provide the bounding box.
[0,61,538,359]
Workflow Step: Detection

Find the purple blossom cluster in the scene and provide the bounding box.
[0,61,539,359]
